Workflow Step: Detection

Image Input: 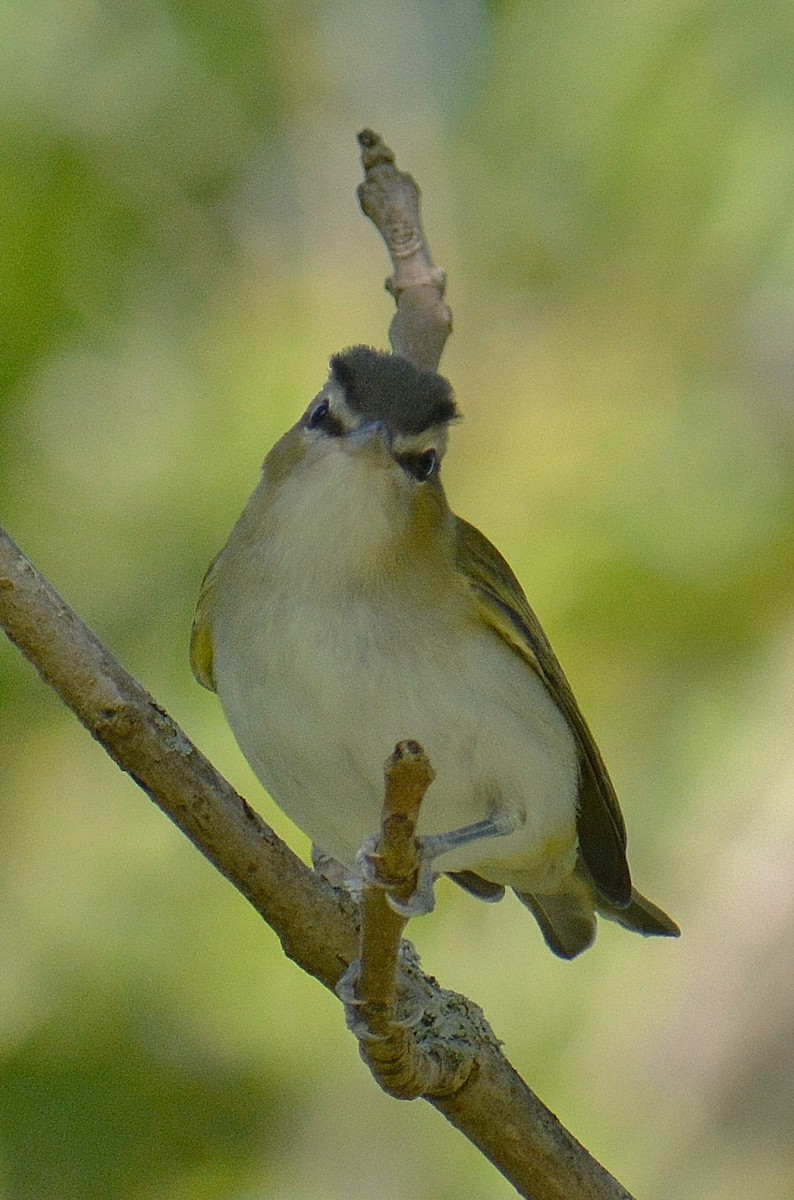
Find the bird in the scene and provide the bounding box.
[191,345,679,958]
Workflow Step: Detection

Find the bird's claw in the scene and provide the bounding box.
[384,856,437,917]
[335,961,382,1041]
[335,960,424,1038]
[356,835,437,917]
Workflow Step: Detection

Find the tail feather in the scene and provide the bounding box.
[598,888,680,939]
[515,879,679,960]
[514,888,596,960]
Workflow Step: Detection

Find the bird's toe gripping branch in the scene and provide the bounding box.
[359,804,521,919]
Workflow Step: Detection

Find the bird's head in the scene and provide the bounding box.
[256,347,460,584]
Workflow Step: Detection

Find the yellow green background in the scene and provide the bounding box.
[2,2,793,1197]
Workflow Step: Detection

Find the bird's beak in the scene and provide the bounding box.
[346,419,393,455]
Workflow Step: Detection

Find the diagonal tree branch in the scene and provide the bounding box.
[0,133,638,1200]
[0,525,634,1200]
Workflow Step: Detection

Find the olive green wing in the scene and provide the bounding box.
[455,517,632,908]
[189,557,219,692]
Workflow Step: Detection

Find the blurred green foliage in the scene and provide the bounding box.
[2,2,794,1198]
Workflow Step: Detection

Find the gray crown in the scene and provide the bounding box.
[330,346,458,436]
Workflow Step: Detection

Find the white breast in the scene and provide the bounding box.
[212,568,579,894]
[209,450,579,894]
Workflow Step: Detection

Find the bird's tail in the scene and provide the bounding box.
[514,885,597,959]
[515,878,679,960]
[597,888,680,939]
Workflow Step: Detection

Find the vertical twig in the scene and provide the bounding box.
[357,129,452,372]
[340,741,474,1099]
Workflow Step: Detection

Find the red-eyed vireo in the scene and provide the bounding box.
[191,347,679,958]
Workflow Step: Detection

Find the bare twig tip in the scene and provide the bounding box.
[392,738,424,761]
[354,128,450,372]
[357,129,395,171]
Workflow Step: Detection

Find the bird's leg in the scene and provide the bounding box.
[312,845,362,898]
[358,809,521,918]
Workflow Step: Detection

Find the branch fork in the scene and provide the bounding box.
[336,740,476,1100]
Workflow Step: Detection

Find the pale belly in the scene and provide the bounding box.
[213,595,580,893]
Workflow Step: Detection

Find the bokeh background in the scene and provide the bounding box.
[1,2,793,1197]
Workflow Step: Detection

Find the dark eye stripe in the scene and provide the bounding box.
[397,449,437,481]
[306,399,344,436]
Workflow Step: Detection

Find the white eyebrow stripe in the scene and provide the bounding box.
[392,426,449,457]
[324,381,359,432]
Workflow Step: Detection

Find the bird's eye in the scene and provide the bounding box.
[399,449,438,481]
[306,397,344,436]
[307,398,330,430]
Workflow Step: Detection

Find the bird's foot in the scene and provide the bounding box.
[335,960,378,1040]
[357,810,521,918]
[356,834,437,916]
[335,959,423,1038]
